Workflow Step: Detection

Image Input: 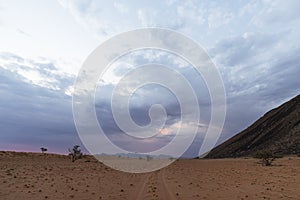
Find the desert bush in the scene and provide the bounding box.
[253,150,279,166]
[68,145,83,162]
[40,147,47,153]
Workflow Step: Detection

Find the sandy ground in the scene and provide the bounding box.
[0,151,299,200]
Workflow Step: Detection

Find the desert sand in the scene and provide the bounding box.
[0,151,299,200]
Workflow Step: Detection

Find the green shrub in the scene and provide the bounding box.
[253,150,279,166]
[40,147,47,153]
[68,145,83,162]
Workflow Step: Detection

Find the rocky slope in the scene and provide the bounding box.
[206,94,300,158]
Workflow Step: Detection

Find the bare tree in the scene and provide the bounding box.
[68,145,83,162]
[40,147,47,154]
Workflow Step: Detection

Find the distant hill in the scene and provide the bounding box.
[206,94,300,158]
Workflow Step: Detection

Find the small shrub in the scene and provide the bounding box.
[253,150,279,166]
[68,145,83,162]
[40,148,47,153]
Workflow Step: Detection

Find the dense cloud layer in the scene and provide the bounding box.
[1,0,300,157]
[0,54,81,153]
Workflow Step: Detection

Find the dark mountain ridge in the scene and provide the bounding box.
[206,94,300,158]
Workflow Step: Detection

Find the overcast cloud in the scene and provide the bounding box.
[0,0,299,157]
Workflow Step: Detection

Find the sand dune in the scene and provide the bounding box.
[0,151,299,199]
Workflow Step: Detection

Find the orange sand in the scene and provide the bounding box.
[0,151,299,200]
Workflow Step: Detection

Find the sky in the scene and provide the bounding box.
[0,0,299,157]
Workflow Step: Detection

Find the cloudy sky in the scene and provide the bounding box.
[0,0,299,157]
